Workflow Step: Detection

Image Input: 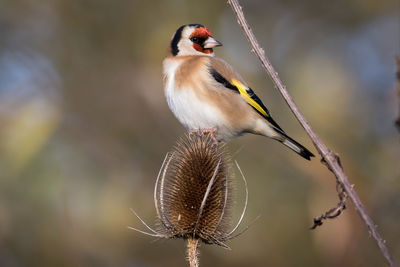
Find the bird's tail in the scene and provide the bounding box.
[278,132,314,160]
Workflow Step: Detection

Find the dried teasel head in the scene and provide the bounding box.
[156,133,235,245]
[129,133,249,266]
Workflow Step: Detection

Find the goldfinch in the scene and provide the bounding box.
[163,24,314,160]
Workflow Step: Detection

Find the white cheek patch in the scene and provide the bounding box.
[178,40,203,56]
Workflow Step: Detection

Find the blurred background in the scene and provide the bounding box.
[0,0,399,266]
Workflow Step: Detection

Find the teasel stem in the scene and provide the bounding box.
[187,237,200,267]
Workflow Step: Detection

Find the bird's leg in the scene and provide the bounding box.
[188,127,219,144]
[201,127,219,144]
[189,128,202,137]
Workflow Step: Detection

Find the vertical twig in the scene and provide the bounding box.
[187,237,200,267]
[395,56,400,131]
[227,1,397,266]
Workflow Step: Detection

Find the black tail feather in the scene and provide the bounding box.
[278,133,314,161]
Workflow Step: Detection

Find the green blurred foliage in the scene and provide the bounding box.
[0,0,399,266]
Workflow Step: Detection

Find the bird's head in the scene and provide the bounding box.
[169,24,222,57]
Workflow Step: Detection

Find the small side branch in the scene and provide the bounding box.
[227,1,397,266]
[310,182,347,229]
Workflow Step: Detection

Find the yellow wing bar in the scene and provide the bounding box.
[231,79,268,117]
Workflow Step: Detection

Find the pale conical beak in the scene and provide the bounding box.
[203,37,223,49]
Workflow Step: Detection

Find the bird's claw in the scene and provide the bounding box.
[189,127,219,145]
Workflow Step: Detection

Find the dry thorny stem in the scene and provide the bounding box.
[227,0,397,266]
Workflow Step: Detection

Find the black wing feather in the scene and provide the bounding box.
[209,68,284,132]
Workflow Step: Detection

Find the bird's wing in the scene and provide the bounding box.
[208,57,284,132]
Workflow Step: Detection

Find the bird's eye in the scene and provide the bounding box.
[190,36,205,45]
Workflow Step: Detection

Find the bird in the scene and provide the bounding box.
[162,24,314,160]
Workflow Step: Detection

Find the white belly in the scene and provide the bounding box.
[166,86,224,131]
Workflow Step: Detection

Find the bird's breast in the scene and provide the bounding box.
[162,58,231,135]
